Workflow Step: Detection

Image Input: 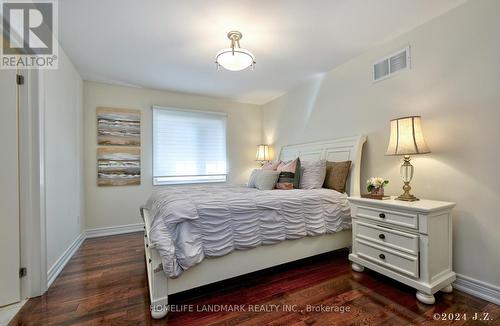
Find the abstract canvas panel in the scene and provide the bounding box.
[97,147,141,186]
[97,107,141,146]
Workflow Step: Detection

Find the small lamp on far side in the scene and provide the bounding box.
[256,144,271,165]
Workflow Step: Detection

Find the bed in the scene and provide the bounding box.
[141,135,366,319]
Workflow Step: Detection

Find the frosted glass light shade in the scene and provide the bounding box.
[216,48,255,71]
[386,116,430,155]
[256,144,271,161]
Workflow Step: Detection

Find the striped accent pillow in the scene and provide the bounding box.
[276,158,301,189]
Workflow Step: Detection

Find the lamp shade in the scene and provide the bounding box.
[386,116,430,155]
[256,144,271,161]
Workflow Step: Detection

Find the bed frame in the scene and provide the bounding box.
[142,135,366,318]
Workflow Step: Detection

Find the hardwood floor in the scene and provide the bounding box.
[10,232,499,325]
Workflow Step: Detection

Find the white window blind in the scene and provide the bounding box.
[152,106,227,185]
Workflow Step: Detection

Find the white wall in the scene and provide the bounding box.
[44,47,84,270]
[262,0,500,287]
[84,82,262,229]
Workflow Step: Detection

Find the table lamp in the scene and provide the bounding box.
[256,144,271,165]
[386,116,430,201]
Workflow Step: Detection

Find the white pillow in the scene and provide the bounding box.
[247,169,260,188]
[299,160,327,189]
[255,171,280,190]
[248,169,280,190]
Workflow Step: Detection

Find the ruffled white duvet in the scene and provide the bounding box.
[142,184,351,277]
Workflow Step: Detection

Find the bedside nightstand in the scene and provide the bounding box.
[348,196,456,304]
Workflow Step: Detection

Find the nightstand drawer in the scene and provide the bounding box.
[356,221,419,255]
[356,238,419,278]
[355,205,418,229]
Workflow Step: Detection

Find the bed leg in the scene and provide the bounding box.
[151,297,168,319]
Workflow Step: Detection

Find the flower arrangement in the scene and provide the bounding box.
[367,177,389,195]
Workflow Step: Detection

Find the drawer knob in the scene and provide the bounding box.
[148,258,152,263]
[146,243,149,248]
[379,234,385,239]
[379,213,386,218]
[379,254,385,259]
[144,233,147,238]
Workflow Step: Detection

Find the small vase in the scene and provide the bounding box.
[371,187,384,196]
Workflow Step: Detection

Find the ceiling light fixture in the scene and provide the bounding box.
[215,31,256,71]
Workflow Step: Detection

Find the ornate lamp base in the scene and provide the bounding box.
[396,182,419,201]
[397,195,419,201]
[395,156,420,202]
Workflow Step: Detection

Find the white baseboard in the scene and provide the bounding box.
[0,299,27,325]
[47,232,85,288]
[454,274,500,305]
[85,223,144,238]
[45,224,144,290]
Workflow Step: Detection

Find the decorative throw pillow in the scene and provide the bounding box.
[247,169,260,188]
[254,170,280,190]
[323,161,352,193]
[261,161,280,170]
[299,160,327,189]
[276,158,301,189]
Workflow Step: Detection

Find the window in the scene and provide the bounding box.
[152,106,227,185]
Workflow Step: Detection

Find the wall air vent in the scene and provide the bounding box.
[373,46,410,82]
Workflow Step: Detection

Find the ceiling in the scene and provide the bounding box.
[59,0,465,105]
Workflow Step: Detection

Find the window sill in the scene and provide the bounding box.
[153,176,227,186]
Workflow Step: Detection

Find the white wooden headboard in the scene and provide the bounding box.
[279,135,366,196]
